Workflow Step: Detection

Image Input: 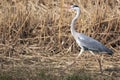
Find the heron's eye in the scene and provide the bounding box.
[73,5,79,7]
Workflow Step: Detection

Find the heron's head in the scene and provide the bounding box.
[70,5,80,11]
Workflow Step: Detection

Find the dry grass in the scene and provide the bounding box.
[0,0,120,80]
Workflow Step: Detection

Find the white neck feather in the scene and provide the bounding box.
[70,7,80,36]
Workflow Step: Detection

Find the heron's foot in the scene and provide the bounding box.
[100,70,103,74]
[63,56,80,71]
[66,60,77,67]
[63,60,77,71]
[76,56,79,59]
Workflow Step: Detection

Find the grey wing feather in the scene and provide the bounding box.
[77,33,113,55]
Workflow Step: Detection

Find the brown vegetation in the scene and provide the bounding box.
[0,0,120,80]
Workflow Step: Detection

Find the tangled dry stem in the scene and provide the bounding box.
[0,0,120,79]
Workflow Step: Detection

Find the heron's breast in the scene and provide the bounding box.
[75,37,82,47]
[75,36,85,47]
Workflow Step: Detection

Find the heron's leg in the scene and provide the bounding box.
[67,49,84,67]
[64,49,84,70]
[76,48,84,59]
[89,51,103,74]
[69,49,84,65]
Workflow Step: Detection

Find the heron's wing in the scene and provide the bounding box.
[77,34,108,52]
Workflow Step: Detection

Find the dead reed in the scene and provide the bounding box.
[0,0,120,79]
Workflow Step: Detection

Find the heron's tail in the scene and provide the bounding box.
[105,48,113,55]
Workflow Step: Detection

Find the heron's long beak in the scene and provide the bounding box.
[62,4,70,9]
[62,5,74,12]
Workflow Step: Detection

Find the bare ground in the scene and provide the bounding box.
[0,51,120,80]
[0,0,120,80]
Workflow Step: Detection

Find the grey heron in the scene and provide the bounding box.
[68,5,113,73]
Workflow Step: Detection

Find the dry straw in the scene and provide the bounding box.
[0,0,119,57]
[0,0,120,79]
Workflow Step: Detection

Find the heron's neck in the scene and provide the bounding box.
[70,9,80,35]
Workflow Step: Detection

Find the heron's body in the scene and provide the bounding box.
[68,5,113,73]
[72,32,113,55]
[70,5,113,55]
